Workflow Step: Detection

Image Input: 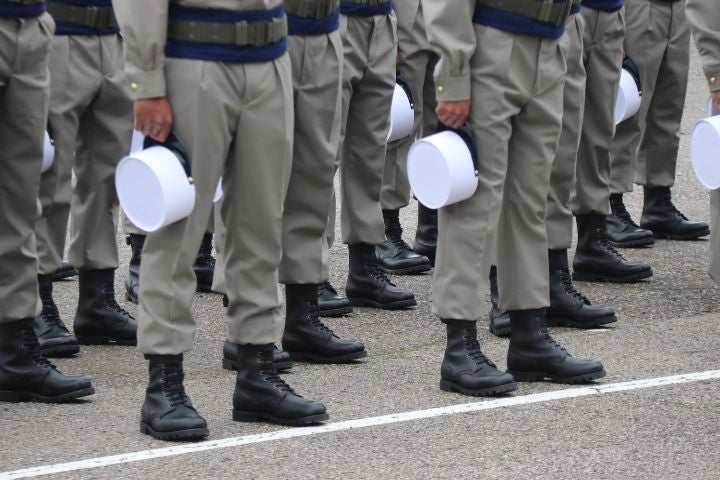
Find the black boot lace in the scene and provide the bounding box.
[558,269,590,305]
[462,327,496,368]
[364,252,397,286]
[660,190,689,221]
[596,227,628,261]
[258,352,298,395]
[20,327,55,369]
[612,200,641,229]
[39,287,67,329]
[160,363,194,408]
[306,302,336,337]
[386,224,413,252]
[101,281,134,319]
[318,281,337,296]
[538,322,569,355]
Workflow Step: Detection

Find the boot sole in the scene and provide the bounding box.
[76,336,137,346]
[40,343,80,357]
[0,387,95,403]
[609,237,655,248]
[545,314,618,329]
[286,350,367,364]
[572,269,653,283]
[140,421,209,441]
[51,269,79,281]
[439,379,518,397]
[509,368,607,384]
[318,306,353,317]
[125,291,138,304]
[221,358,293,372]
[232,410,329,426]
[348,297,416,310]
[379,264,432,275]
[646,228,711,241]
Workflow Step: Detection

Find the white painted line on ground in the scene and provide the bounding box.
[2,369,720,479]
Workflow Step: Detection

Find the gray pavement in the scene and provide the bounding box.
[1,48,720,480]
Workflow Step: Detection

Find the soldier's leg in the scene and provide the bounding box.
[67,35,136,346]
[377,5,432,275]
[341,14,416,310]
[573,7,652,283]
[636,3,709,239]
[545,14,617,330]
[0,12,93,403]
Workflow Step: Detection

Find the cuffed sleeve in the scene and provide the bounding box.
[112,0,169,99]
[686,0,720,93]
[421,0,475,101]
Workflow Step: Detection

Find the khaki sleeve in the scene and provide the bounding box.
[420,0,475,101]
[112,0,169,99]
[686,0,720,93]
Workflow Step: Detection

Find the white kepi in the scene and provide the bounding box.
[614,67,642,125]
[41,130,54,173]
[387,83,414,143]
[691,111,720,190]
[407,128,478,209]
[116,132,222,232]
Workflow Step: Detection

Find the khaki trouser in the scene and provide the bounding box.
[380,0,437,211]
[326,13,397,247]
[710,190,720,282]
[610,0,689,192]
[547,14,587,250]
[0,14,54,322]
[573,7,625,215]
[37,34,133,273]
[432,25,566,318]
[138,55,293,354]
[279,32,343,284]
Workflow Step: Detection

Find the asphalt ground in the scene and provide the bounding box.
[1,49,720,480]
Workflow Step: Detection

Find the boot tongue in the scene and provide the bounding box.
[258,355,297,395]
[20,327,55,370]
[558,269,591,306]
[463,328,496,368]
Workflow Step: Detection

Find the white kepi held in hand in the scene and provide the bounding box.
[41,130,54,173]
[691,110,720,190]
[614,67,642,125]
[116,131,223,232]
[387,83,414,143]
[407,128,478,209]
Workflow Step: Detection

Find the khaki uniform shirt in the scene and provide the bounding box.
[686,0,720,92]
[112,0,283,99]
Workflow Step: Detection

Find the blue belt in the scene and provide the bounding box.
[472,4,567,39]
[340,1,392,17]
[165,4,288,64]
[0,1,46,18]
[288,11,339,36]
[50,0,119,36]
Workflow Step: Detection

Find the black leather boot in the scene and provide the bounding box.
[124,234,145,304]
[640,186,710,240]
[607,193,655,248]
[488,266,510,337]
[573,214,653,283]
[317,281,352,317]
[51,262,78,282]
[345,243,416,309]
[413,203,438,266]
[0,319,94,403]
[34,274,79,357]
[222,340,293,372]
[73,269,138,345]
[232,343,329,426]
[282,284,366,363]
[507,309,606,384]
[546,249,617,328]
[140,354,209,441]
[440,320,517,396]
[375,210,432,275]
[194,233,215,292]
[376,209,431,275]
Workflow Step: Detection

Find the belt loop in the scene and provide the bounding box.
[235,21,248,46]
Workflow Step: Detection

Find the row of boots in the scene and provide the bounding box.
[143,283,367,440]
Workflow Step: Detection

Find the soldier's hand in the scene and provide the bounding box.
[135,97,174,142]
[437,100,471,130]
[712,91,720,108]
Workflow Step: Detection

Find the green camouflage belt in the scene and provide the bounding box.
[285,0,340,19]
[477,0,574,27]
[47,2,117,29]
[167,16,288,47]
